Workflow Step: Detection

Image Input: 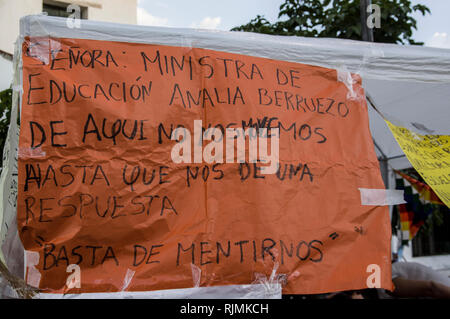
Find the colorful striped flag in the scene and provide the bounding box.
[393,174,434,243]
[394,170,445,206]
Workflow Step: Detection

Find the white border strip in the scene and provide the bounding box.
[37,283,282,299]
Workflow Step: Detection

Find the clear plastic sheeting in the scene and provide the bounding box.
[0,259,39,299]
[120,269,135,292]
[0,31,27,299]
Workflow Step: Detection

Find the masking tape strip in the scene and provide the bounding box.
[337,66,356,99]
[39,264,283,299]
[359,188,406,206]
[120,269,135,291]
[38,283,282,299]
[18,147,46,159]
[25,251,41,288]
[191,263,201,288]
[253,262,287,296]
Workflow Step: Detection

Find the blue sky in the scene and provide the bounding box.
[137,0,282,30]
[137,0,450,48]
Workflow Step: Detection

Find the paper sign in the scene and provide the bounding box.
[386,121,450,208]
[17,37,392,294]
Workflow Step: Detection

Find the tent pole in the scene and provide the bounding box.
[360,0,374,42]
[366,92,390,189]
[379,157,389,188]
[376,136,390,187]
[373,138,390,187]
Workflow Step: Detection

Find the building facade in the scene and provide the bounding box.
[0,0,137,90]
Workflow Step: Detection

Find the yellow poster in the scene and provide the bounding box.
[386,120,450,208]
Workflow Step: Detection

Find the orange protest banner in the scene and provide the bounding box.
[18,37,392,294]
